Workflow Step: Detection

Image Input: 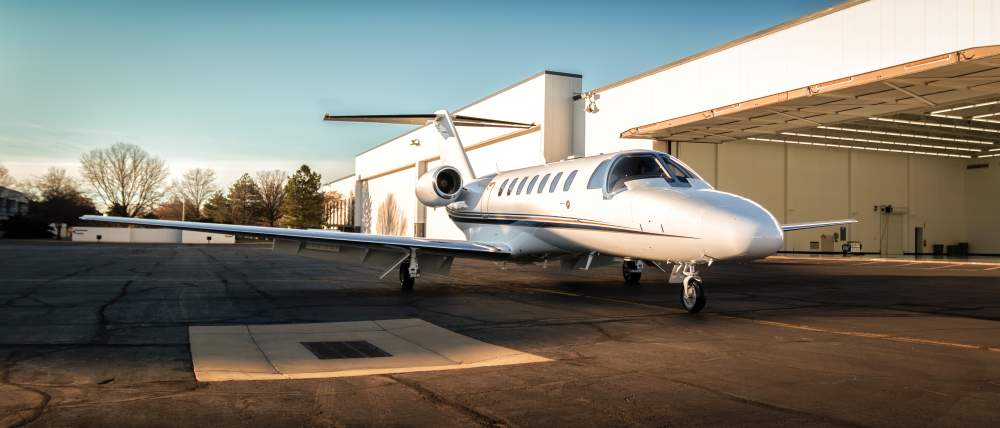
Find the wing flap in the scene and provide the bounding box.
[781,219,857,232]
[79,216,509,259]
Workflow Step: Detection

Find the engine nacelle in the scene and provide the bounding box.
[415,166,464,207]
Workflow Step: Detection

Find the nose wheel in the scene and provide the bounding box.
[674,263,706,313]
[680,276,706,313]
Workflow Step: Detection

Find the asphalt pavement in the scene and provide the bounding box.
[1,241,999,427]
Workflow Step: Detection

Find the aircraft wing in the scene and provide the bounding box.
[79,215,510,276]
[781,219,857,232]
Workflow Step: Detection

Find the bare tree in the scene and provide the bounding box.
[79,142,169,217]
[255,169,287,227]
[27,167,82,200]
[175,168,218,218]
[0,164,16,188]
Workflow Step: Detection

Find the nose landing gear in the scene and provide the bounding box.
[675,263,706,313]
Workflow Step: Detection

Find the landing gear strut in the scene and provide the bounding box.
[398,249,420,292]
[678,263,706,313]
[622,260,642,286]
[399,262,415,291]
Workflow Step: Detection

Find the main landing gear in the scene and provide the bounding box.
[677,263,706,313]
[398,250,420,292]
[622,260,643,286]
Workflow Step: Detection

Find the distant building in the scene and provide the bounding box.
[0,187,29,221]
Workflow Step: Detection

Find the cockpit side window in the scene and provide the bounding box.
[506,178,518,196]
[587,160,611,189]
[549,172,563,192]
[657,154,692,185]
[537,174,550,194]
[607,155,665,193]
[497,179,509,196]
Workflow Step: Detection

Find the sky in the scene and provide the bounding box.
[0,0,840,187]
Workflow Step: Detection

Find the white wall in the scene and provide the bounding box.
[678,140,973,254]
[72,227,235,244]
[583,0,1000,156]
[965,158,1000,253]
[182,231,236,244]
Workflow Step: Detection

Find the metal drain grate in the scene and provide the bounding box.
[301,341,392,360]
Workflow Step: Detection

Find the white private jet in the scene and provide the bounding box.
[82,110,854,313]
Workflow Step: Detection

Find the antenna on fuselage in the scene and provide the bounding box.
[323,111,533,182]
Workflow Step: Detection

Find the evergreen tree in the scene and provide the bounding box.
[201,191,231,224]
[282,165,323,229]
[228,173,263,225]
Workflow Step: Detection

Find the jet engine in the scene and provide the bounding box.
[415,166,464,207]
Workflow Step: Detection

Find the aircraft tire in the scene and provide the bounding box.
[399,262,415,291]
[680,276,706,313]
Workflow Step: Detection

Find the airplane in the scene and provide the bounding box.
[82,110,855,313]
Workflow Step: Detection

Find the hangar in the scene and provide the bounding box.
[326,0,1000,256]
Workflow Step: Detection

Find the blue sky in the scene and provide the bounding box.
[1,0,839,186]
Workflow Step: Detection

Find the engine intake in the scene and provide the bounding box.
[415,166,464,207]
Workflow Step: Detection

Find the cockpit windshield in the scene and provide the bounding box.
[606,153,694,193]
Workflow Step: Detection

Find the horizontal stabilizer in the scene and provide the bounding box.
[323,114,533,129]
[781,219,857,232]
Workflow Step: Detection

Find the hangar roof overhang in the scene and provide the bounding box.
[621,46,1000,160]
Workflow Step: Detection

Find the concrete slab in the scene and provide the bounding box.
[190,319,550,381]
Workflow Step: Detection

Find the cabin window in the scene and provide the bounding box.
[526,175,539,194]
[537,174,551,194]
[497,179,509,196]
[587,159,611,189]
[516,176,529,194]
[507,178,518,196]
[549,172,563,192]
[563,170,578,191]
[607,155,665,193]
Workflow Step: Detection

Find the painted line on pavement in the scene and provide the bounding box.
[516,285,998,354]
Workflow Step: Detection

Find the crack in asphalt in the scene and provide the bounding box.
[386,374,511,427]
[95,280,134,344]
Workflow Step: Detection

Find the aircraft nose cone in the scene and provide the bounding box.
[698,192,783,261]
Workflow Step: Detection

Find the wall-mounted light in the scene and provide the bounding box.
[579,91,600,113]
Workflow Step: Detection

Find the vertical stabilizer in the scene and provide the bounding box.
[433,110,476,181]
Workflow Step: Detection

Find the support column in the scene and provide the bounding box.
[414,161,427,237]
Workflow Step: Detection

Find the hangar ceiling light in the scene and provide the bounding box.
[748,137,972,159]
[816,125,993,145]
[867,117,1000,136]
[780,131,982,152]
[621,46,1000,159]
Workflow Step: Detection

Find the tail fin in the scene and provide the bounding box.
[433,110,476,181]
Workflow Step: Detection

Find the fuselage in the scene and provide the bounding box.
[446,150,783,263]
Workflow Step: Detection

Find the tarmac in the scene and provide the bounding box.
[1,240,999,427]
